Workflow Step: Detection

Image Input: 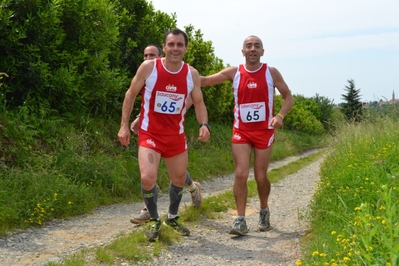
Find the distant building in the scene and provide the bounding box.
[378,90,399,106]
[389,90,399,104]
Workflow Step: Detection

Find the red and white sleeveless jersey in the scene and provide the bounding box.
[139,58,193,135]
[232,63,275,131]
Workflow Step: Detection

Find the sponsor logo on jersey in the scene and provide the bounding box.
[247,82,257,89]
[157,91,183,102]
[240,103,263,109]
[166,84,177,92]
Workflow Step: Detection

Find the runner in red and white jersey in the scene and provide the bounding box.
[128,45,204,225]
[201,35,294,236]
[118,29,210,242]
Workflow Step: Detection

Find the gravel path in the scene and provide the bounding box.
[0,150,323,266]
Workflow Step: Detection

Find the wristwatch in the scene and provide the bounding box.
[199,123,210,132]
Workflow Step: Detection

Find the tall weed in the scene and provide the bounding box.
[299,112,399,265]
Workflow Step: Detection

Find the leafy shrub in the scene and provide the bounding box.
[0,0,127,117]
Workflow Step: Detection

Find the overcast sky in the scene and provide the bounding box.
[150,0,399,103]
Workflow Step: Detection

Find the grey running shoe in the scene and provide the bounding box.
[145,218,161,242]
[130,208,150,224]
[229,217,249,235]
[258,207,272,231]
[190,182,203,207]
[164,216,190,236]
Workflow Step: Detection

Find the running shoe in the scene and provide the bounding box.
[258,207,272,231]
[190,182,203,207]
[229,217,249,235]
[164,216,190,236]
[130,208,150,224]
[145,218,161,241]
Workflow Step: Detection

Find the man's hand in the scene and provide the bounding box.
[118,126,131,147]
[130,117,140,134]
[269,116,283,129]
[198,126,210,142]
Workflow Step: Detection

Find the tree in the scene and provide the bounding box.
[0,0,125,117]
[341,79,363,122]
[278,95,325,135]
[183,25,233,123]
[312,93,335,131]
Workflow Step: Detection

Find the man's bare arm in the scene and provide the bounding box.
[268,67,294,129]
[270,67,294,117]
[200,66,237,87]
[118,61,153,146]
[190,67,210,142]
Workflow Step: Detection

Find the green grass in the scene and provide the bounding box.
[297,116,399,266]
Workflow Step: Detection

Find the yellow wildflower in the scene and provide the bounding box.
[312,251,319,256]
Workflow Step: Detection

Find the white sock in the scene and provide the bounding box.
[168,213,178,219]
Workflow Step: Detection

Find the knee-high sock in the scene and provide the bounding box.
[169,183,184,216]
[142,185,159,219]
[185,171,193,186]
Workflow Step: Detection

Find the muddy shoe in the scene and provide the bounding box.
[130,208,150,224]
[190,182,203,207]
[229,217,249,235]
[258,207,272,231]
[145,218,161,241]
[164,216,190,236]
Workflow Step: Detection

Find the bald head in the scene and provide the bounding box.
[243,35,263,49]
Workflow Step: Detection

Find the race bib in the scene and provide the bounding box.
[239,102,266,123]
[154,91,185,114]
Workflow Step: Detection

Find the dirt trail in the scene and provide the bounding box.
[0,150,323,265]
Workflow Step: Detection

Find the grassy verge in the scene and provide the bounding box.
[45,149,326,265]
[0,112,325,236]
[297,118,399,265]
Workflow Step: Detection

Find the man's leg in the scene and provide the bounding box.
[163,151,190,236]
[138,146,162,241]
[254,146,273,231]
[185,171,193,186]
[185,171,203,207]
[254,146,272,209]
[229,143,252,235]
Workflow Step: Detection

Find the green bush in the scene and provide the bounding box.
[285,105,325,135]
[0,0,127,117]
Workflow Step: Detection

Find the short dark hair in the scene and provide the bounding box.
[146,44,162,56]
[163,28,188,46]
